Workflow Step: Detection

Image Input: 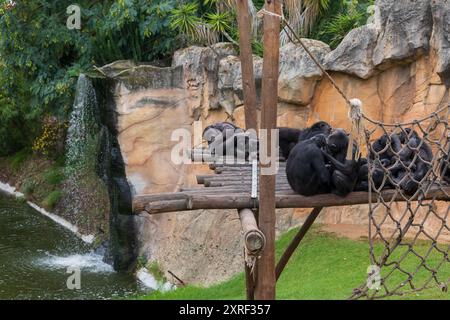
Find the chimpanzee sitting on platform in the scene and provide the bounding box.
[202,122,258,161]
[278,121,332,160]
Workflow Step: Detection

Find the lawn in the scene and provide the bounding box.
[141,226,449,300]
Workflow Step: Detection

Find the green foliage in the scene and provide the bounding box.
[169,3,202,44]
[311,0,375,48]
[42,189,62,210]
[9,149,31,172]
[147,261,166,283]
[319,11,364,48]
[0,0,180,156]
[43,167,64,185]
[21,179,36,197]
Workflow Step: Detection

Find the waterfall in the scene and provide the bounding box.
[65,74,100,174]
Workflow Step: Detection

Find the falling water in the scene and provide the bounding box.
[65,74,100,173]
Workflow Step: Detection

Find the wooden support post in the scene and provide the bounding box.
[275,207,323,280]
[255,0,281,300]
[236,0,258,132]
[245,260,255,300]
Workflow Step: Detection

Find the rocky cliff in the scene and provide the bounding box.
[97,0,449,285]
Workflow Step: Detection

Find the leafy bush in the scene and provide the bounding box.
[319,11,364,48]
[21,179,36,197]
[311,0,375,48]
[32,116,68,158]
[43,167,64,185]
[9,149,31,172]
[42,190,62,210]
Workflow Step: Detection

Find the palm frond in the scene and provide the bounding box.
[281,0,331,45]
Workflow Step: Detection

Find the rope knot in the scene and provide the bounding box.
[349,98,363,122]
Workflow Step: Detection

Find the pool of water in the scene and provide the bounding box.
[0,194,150,300]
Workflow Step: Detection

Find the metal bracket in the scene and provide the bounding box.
[251,159,258,199]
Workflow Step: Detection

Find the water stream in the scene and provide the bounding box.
[0,194,149,300]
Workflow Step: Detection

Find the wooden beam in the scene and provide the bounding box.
[275,207,323,280]
[238,208,266,254]
[133,187,450,214]
[236,0,258,131]
[255,0,282,300]
[245,260,255,300]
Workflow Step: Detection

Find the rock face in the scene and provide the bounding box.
[431,0,450,86]
[373,0,433,69]
[324,25,379,79]
[218,54,263,115]
[95,0,450,285]
[279,40,330,105]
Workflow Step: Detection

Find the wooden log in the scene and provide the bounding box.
[236,0,258,132]
[206,181,291,188]
[203,175,288,183]
[133,187,450,215]
[275,207,323,280]
[213,161,286,168]
[180,188,252,194]
[133,193,189,212]
[144,199,188,213]
[255,0,282,301]
[238,208,266,254]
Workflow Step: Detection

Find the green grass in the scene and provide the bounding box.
[141,227,449,300]
[147,261,167,283]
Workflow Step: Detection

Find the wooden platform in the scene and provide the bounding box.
[132,163,450,214]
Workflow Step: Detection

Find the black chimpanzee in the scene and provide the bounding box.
[278,121,332,160]
[286,134,331,196]
[370,132,402,162]
[321,129,360,197]
[354,132,404,192]
[203,122,239,146]
[354,157,391,191]
[392,128,433,195]
[203,122,256,160]
[441,143,450,184]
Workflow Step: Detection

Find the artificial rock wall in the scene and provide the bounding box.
[99,0,450,285]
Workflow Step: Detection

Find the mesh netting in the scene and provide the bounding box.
[351,103,450,299]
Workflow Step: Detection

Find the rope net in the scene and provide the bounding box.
[351,103,450,299]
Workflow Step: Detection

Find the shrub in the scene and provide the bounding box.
[32,116,68,158]
[43,167,64,185]
[147,261,166,283]
[9,149,31,172]
[21,179,36,197]
[42,190,62,210]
